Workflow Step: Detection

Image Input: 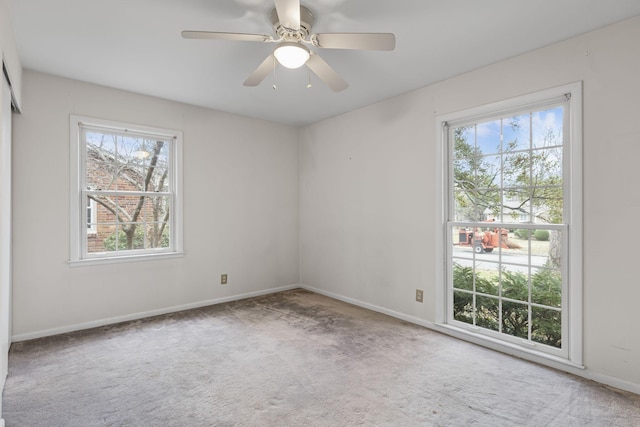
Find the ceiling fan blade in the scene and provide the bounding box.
[181,30,270,43]
[274,0,301,30]
[313,33,396,51]
[306,54,348,92]
[243,54,276,87]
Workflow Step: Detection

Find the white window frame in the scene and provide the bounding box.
[69,115,184,266]
[435,82,583,367]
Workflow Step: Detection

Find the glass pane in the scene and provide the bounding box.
[452,227,464,246]
[85,131,119,191]
[90,194,116,224]
[533,147,562,182]
[124,138,168,192]
[476,120,501,155]
[144,222,170,249]
[545,230,562,269]
[114,195,143,223]
[479,155,501,189]
[529,229,551,257]
[476,295,499,331]
[532,306,561,348]
[501,189,531,224]
[531,192,563,224]
[142,196,170,223]
[475,265,499,296]
[453,227,476,259]
[87,231,100,253]
[501,268,530,303]
[158,223,170,249]
[96,224,127,252]
[507,227,532,259]
[452,262,473,291]
[502,301,529,339]
[133,224,146,250]
[453,158,473,181]
[503,152,531,189]
[530,147,563,224]
[453,191,475,222]
[150,167,169,192]
[454,126,475,159]
[477,190,501,221]
[531,267,562,308]
[153,139,170,167]
[470,226,509,258]
[453,290,474,325]
[532,107,563,149]
[502,114,530,152]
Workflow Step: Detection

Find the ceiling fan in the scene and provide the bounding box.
[181,0,396,92]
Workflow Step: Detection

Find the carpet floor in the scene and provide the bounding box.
[2,289,639,426]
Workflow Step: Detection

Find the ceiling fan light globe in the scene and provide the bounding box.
[274,42,310,69]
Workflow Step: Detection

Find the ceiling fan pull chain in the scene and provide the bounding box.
[272,55,278,90]
[307,69,312,89]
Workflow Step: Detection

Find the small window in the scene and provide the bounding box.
[70,116,183,265]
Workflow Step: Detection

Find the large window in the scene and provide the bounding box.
[438,83,582,365]
[70,116,183,265]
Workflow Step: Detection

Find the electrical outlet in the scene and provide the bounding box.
[221,274,228,285]
[416,289,423,303]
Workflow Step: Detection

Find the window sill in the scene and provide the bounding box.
[434,323,584,371]
[69,251,184,268]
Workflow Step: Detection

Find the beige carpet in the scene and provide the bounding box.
[2,289,639,426]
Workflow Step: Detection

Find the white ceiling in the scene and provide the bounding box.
[8,0,640,127]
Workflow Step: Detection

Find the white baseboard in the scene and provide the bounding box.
[12,284,300,342]
[300,284,640,396]
[0,417,5,427]
[301,284,436,328]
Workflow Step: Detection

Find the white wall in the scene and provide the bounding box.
[11,71,300,338]
[300,16,640,391]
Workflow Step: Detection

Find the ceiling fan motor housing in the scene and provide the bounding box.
[270,6,314,40]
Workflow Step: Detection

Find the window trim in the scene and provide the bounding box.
[435,82,583,367]
[69,115,184,266]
